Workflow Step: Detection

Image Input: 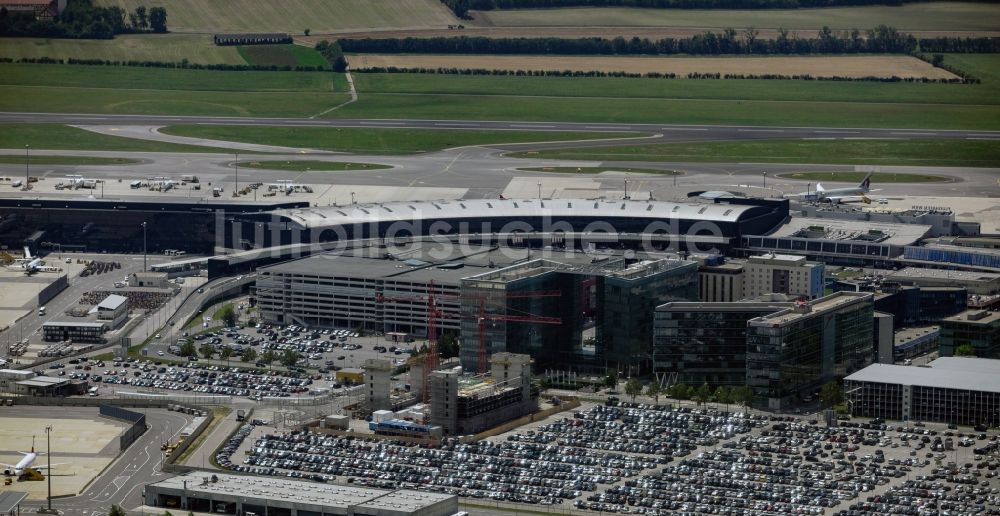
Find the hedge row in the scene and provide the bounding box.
[3,56,328,72]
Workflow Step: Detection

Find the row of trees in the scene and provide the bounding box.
[315,40,348,72]
[2,56,329,72]
[358,66,976,83]
[618,378,845,411]
[340,27,1000,55]
[0,0,166,39]
[177,338,301,369]
[442,0,936,17]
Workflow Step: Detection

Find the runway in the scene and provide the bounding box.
[2,112,999,143]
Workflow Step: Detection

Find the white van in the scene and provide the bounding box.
[87,387,99,396]
[38,307,46,316]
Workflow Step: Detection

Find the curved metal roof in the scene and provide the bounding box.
[274,198,761,231]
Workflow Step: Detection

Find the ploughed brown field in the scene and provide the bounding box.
[349,54,958,80]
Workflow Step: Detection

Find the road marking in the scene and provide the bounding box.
[511,124,555,128]
[434,123,478,127]
[359,121,404,126]
[813,130,858,134]
[967,137,1000,141]
[737,129,784,133]
[660,127,708,131]
[584,126,631,130]
[890,132,937,136]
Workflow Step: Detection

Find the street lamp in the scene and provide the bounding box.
[45,425,53,513]
[24,144,29,190]
[141,221,147,272]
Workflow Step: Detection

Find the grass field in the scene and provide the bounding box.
[351,55,955,79]
[336,54,1000,129]
[473,2,1000,31]
[506,139,1000,167]
[237,45,328,68]
[240,160,392,172]
[778,172,950,183]
[0,156,139,166]
[0,34,245,65]
[0,63,349,117]
[96,0,458,33]
[161,125,637,154]
[0,124,234,153]
[519,166,679,175]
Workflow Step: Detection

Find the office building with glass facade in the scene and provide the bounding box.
[653,301,793,387]
[746,292,875,410]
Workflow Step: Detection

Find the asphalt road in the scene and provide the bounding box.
[13,408,193,516]
[2,112,999,142]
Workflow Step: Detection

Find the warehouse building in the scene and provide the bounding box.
[845,357,1000,426]
[91,293,128,329]
[887,267,1000,295]
[747,292,874,410]
[142,472,457,516]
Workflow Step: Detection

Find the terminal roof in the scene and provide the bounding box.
[845,358,1000,393]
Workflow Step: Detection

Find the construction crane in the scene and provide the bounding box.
[469,291,562,374]
[375,285,564,397]
[376,280,444,403]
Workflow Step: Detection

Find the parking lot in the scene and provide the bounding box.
[210,401,1000,514]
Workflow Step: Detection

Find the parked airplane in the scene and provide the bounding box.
[1,438,68,477]
[789,172,879,204]
[18,246,42,275]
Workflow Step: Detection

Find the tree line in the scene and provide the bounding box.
[439,0,986,17]
[315,40,348,72]
[3,56,329,72]
[0,0,166,39]
[357,65,977,83]
[340,27,1000,55]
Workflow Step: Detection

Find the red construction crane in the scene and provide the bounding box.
[375,286,564,396]
[469,290,562,374]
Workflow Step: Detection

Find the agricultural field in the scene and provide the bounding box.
[334,54,1000,129]
[237,45,328,68]
[159,125,637,154]
[0,63,349,117]
[0,34,245,65]
[506,139,1000,167]
[350,55,956,79]
[95,0,458,34]
[472,2,1000,31]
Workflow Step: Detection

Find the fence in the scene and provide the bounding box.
[99,404,147,451]
[258,385,364,408]
[38,274,68,306]
[115,391,232,405]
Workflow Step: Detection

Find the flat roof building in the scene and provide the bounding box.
[143,472,457,516]
[845,357,1000,426]
[743,253,825,300]
[887,267,1000,295]
[939,309,1000,358]
[747,292,874,410]
[42,321,108,343]
[653,301,793,387]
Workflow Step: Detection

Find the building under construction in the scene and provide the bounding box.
[362,352,537,437]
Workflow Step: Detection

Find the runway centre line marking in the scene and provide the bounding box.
[584,126,631,130]
[891,132,937,135]
[660,127,708,131]
[511,124,555,128]
[359,121,405,125]
[434,123,478,127]
[737,129,784,132]
[813,130,859,134]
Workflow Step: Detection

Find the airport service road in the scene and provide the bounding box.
[13,408,193,516]
[1,112,998,142]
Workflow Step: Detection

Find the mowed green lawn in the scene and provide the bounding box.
[0,34,245,64]
[160,125,638,154]
[237,45,329,68]
[0,124,232,153]
[95,0,458,33]
[0,155,140,166]
[474,2,1000,30]
[0,63,349,117]
[335,54,1000,129]
[507,139,1000,167]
